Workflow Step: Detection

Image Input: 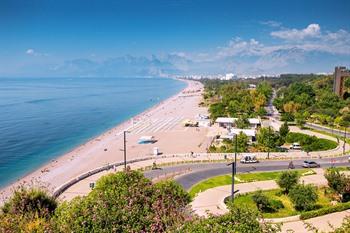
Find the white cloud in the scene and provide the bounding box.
[271,24,321,40]
[26,49,35,55]
[260,20,282,28]
[25,48,48,57]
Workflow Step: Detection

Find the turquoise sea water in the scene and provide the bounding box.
[0,77,186,188]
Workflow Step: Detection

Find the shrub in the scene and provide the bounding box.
[1,187,57,217]
[252,190,283,213]
[300,202,350,220]
[277,171,299,194]
[325,168,350,202]
[53,170,191,233]
[0,187,56,232]
[289,184,318,211]
[252,190,272,212]
[285,132,337,151]
[325,168,347,194]
[179,205,281,233]
[270,199,284,210]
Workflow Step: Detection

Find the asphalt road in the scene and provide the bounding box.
[305,122,349,138]
[144,156,350,190]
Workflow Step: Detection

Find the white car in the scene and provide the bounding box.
[290,143,302,150]
[240,155,259,164]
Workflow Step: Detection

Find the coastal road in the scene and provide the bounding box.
[305,122,349,138]
[144,156,350,190]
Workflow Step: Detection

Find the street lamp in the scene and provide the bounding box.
[343,127,347,156]
[121,130,130,170]
[227,134,238,202]
[267,126,271,159]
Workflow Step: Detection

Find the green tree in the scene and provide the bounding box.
[257,127,281,151]
[325,168,347,194]
[54,170,191,232]
[235,132,249,153]
[279,121,290,138]
[295,111,306,127]
[289,184,318,211]
[235,117,250,129]
[256,81,273,99]
[209,103,225,120]
[276,171,299,194]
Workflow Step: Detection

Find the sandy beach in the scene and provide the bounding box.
[0,79,209,202]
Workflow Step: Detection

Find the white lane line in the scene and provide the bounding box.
[163,116,183,131]
[153,117,174,132]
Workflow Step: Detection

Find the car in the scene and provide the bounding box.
[290,142,302,150]
[302,160,320,168]
[240,155,259,164]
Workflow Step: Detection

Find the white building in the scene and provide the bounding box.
[215,117,261,129]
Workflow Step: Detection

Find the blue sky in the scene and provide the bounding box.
[1,0,350,77]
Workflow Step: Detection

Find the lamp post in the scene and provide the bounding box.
[343,127,347,156]
[267,126,271,159]
[122,131,130,170]
[227,134,238,202]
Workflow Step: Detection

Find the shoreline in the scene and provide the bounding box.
[1,78,204,202]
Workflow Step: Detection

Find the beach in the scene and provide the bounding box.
[0,79,209,202]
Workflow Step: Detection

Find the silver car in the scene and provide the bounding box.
[302,161,320,168]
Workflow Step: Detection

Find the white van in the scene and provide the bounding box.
[290,142,301,150]
[240,155,259,164]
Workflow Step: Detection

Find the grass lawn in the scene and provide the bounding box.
[188,169,315,198]
[230,188,332,218]
[327,166,350,172]
[307,127,350,145]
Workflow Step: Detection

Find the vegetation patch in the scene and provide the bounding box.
[188,169,315,198]
[300,202,350,220]
[286,132,337,151]
[229,188,333,218]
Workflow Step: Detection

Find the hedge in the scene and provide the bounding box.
[300,202,350,220]
[286,132,338,151]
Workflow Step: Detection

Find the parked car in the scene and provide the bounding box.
[240,155,259,164]
[302,160,320,168]
[276,146,288,152]
[290,142,302,150]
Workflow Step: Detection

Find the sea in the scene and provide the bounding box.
[0,77,186,188]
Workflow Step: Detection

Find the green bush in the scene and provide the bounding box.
[277,171,299,194]
[300,202,350,220]
[325,168,347,194]
[0,187,56,232]
[53,170,191,232]
[285,132,337,151]
[2,187,57,217]
[179,205,281,233]
[270,199,284,210]
[289,184,318,211]
[252,190,283,213]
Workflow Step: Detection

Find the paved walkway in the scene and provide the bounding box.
[190,169,349,233]
[191,180,279,216]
